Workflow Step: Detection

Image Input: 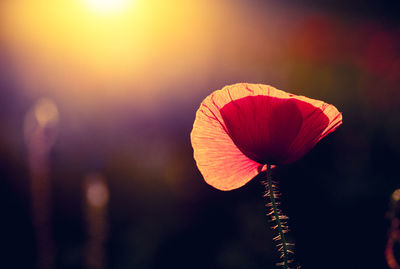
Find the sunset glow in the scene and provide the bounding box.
[2,0,219,111]
[85,0,131,14]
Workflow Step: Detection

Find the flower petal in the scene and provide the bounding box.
[284,96,343,164]
[190,91,265,191]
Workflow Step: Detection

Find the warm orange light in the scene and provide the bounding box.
[2,0,219,109]
[24,97,59,147]
[34,98,59,128]
[85,0,132,14]
[392,189,400,202]
[84,173,109,269]
[86,174,109,208]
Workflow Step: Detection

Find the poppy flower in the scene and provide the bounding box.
[191,83,342,191]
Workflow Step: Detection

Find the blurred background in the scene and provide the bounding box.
[1,0,400,268]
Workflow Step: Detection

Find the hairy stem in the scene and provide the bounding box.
[264,164,292,269]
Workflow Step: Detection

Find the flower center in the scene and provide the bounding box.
[220,95,328,164]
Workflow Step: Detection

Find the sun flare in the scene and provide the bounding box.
[2,0,219,110]
[85,0,131,14]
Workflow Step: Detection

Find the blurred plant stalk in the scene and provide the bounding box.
[386,189,400,269]
[84,173,109,269]
[24,98,59,269]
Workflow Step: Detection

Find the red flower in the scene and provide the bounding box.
[191,83,342,191]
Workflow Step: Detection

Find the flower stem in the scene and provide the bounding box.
[264,164,293,269]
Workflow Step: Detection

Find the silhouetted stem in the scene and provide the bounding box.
[266,164,289,269]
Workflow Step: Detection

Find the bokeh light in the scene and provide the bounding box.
[86,173,110,208]
[24,98,60,269]
[84,173,109,269]
[34,98,60,128]
[393,190,400,202]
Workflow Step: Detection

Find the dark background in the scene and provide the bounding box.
[1,0,400,268]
